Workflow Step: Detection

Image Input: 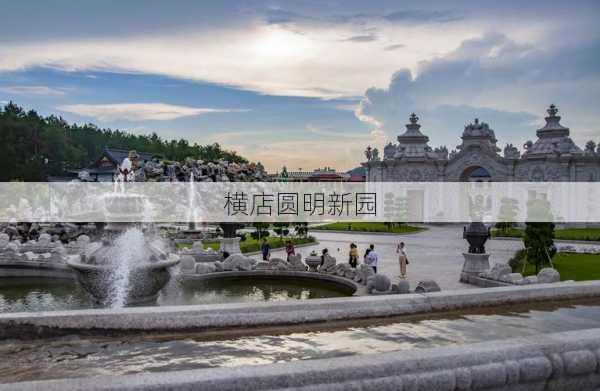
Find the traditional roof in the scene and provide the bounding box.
[458,118,500,153]
[99,147,157,165]
[523,104,582,157]
[389,113,436,159]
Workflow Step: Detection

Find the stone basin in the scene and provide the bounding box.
[67,255,179,305]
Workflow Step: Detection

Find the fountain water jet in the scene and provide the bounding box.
[67,189,179,307]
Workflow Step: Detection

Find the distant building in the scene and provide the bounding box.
[271,166,364,182]
[362,105,600,221]
[346,166,367,182]
[364,106,599,183]
[79,147,157,182]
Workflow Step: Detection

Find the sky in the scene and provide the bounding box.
[1,0,599,172]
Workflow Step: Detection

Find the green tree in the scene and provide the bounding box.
[0,102,249,181]
[523,198,556,273]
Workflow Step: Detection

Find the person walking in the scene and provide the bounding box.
[397,241,409,278]
[348,243,358,268]
[285,240,295,261]
[365,244,378,273]
[261,238,271,261]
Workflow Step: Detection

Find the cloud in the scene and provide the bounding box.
[0,85,73,96]
[384,44,405,51]
[342,34,377,43]
[383,9,465,24]
[0,15,523,99]
[356,32,600,149]
[57,103,248,121]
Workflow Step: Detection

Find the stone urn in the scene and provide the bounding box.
[463,221,490,254]
[460,221,491,283]
[305,255,322,272]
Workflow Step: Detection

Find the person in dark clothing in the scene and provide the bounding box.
[348,243,358,268]
[261,238,271,261]
[320,248,329,267]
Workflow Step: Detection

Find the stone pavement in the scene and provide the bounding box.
[270,224,525,291]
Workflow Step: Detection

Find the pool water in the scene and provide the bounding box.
[0,277,352,313]
[1,301,600,383]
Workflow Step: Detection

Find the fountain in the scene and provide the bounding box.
[177,172,205,241]
[67,185,179,306]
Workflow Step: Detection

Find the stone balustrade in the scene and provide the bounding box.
[2,327,600,390]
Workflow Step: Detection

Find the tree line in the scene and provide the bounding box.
[0,102,247,181]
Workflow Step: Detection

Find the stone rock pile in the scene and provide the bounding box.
[479,263,560,285]
[0,232,74,264]
[85,157,270,183]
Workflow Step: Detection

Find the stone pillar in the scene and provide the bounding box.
[220,237,241,255]
[460,252,490,283]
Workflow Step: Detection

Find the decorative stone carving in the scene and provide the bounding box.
[367,274,391,293]
[287,254,307,271]
[180,255,196,271]
[222,254,255,271]
[393,279,410,293]
[383,142,396,159]
[499,272,524,284]
[503,143,520,159]
[195,263,217,274]
[481,263,512,280]
[537,268,560,283]
[319,254,336,273]
[414,280,441,293]
[354,264,375,285]
[268,257,292,271]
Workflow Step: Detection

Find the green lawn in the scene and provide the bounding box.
[314,222,424,234]
[492,227,600,241]
[178,236,316,254]
[519,252,600,281]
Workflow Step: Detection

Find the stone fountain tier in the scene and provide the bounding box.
[103,193,148,231]
[67,240,179,305]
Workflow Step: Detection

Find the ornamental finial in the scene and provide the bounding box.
[547,104,558,117]
[409,113,419,124]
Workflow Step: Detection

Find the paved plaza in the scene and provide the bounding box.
[271,224,525,290]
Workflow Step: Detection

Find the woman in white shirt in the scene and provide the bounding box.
[396,242,409,278]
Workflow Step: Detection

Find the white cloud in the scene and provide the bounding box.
[0,16,551,99]
[57,103,248,121]
[0,85,73,96]
[355,32,600,150]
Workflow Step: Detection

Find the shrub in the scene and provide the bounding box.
[509,249,526,272]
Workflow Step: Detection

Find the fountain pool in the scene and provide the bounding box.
[2,299,600,384]
[0,275,353,313]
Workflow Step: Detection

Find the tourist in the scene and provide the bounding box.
[348,243,358,268]
[261,238,271,261]
[320,248,329,267]
[285,240,295,260]
[365,244,378,273]
[396,242,409,278]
